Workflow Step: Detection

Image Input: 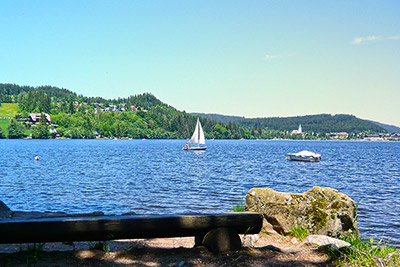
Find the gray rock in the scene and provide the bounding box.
[0,200,11,219]
[264,244,282,252]
[245,186,358,238]
[241,234,260,247]
[202,227,241,253]
[301,235,351,250]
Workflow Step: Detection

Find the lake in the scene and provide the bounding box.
[0,139,399,245]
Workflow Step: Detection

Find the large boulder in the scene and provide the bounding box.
[245,187,358,238]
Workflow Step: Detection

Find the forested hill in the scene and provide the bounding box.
[0,83,246,139]
[368,120,400,134]
[0,83,387,139]
[191,113,245,124]
[194,113,387,134]
[0,83,168,110]
[0,83,77,100]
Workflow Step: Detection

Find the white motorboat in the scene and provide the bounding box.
[287,150,321,162]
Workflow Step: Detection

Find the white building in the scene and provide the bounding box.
[291,124,302,135]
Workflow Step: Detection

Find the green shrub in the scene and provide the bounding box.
[22,243,45,264]
[288,227,309,241]
[334,233,400,266]
[232,200,245,212]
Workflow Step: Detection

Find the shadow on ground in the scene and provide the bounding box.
[0,242,333,267]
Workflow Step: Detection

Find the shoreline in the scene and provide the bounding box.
[2,137,400,141]
[1,211,399,265]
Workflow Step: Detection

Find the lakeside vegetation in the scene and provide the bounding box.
[334,233,400,266]
[0,83,392,140]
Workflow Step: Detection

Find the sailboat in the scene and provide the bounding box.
[183,118,207,150]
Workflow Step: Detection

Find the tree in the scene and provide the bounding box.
[0,127,4,138]
[7,120,25,139]
[68,102,75,114]
[32,114,50,139]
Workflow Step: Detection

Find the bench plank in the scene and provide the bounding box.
[0,213,262,244]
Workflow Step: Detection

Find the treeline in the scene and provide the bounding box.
[1,84,255,139]
[191,113,245,124]
[0,83,167,110]
[0,83,387,139]
[49,107,250,139]
[196,113,386,134]
[0,83,76,102]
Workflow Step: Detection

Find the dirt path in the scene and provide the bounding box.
[0,234,333,266]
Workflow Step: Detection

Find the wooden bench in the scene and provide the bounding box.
[0,213,263,252]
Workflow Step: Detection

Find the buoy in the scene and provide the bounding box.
[285,157,289,160]
[35,156,39,161]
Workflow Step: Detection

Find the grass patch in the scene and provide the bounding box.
[333,233,400,266]
[89,241,110,252]
[20,243,46,264]
[0,103,19,134]
[0,103,18,117]
[287,226,309,241]
[232,200,246,212]
[0,119,10,130]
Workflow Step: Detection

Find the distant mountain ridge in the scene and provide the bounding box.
[369,120,400,133]
[191,113,244,124]
[193,112,387,133]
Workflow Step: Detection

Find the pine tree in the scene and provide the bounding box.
[7,120,25,139]
[68,102,75,114]
[32,114,50,139]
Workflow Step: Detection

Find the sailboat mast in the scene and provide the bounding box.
[197,119,200,147]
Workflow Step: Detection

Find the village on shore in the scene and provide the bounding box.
[21,111,400,141]
[1,85,399,140]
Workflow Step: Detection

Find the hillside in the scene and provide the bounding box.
[0,83,245,139]
[0,103,18,118]
[191,113,244,124]
[369,120,400,134]
[195,113,387,134]
[0,103,18,135]
[0,83,388,139]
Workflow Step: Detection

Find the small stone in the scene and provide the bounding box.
[301,235,351,250]
[265,245,282,252]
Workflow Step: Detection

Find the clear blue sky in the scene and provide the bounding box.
[1,1,399,126]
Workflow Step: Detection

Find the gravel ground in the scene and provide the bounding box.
[0,211,333,266]
[0,234,333,266]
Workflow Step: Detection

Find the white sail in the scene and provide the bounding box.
[189,118,206,145]
[198,119,206,145]
[190,119,200,143]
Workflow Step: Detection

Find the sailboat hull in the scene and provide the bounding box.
[183,146,207,151]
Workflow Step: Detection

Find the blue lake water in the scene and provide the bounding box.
[0,139,399,245]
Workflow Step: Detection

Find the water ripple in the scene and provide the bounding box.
[0,139,399,244]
